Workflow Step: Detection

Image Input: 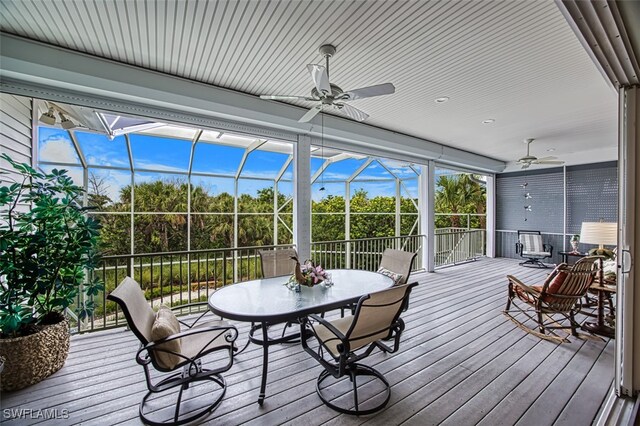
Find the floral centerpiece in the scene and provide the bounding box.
[286,256,331,290]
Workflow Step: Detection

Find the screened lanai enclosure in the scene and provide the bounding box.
[33,100,486,332]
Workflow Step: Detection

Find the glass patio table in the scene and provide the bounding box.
[208,269,394,405]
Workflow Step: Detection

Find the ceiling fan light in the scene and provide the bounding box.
[39,107,56,125]
[482,119,495,124]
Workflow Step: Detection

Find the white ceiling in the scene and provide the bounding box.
[0,0,617,170]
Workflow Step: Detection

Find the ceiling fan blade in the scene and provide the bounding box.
[521,163,531,169]
[335,103,369,122]
[533,156,557,162]
[535,160,565,165]
[299,105,322,123]
[260,95,312,101]
[342,83,396,101]
[307,64,331,95]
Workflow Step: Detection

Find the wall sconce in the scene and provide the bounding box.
[39,106,56,125]
[59,112,77,129]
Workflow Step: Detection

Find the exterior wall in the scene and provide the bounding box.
[0,93,32,185]
[496,162,618,263]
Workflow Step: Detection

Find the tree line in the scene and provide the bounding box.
[89,173,484,255]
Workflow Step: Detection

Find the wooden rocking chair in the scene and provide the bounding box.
[503,256,599,343]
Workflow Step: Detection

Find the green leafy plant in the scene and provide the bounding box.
[0,154,103,337]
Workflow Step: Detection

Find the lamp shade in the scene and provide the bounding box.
[579,222,617,246]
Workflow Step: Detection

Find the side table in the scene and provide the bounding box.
[582,280,616,338]
[558,251,586,265]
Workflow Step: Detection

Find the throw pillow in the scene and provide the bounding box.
[151,305,182,369]
[377,267,403,285]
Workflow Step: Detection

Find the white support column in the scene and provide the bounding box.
[485,174,496,258]
[419,162,435,272]
[294,135,311,260]
[345,181,351,269]
[395,178,401,243]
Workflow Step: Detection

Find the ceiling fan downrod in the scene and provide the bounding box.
[319,44,336,82]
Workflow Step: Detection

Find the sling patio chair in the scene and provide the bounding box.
[377,248,417,285]
[503,256,599,343]
[258,247,298,278]
[341,248,417,317]
[300,282,417,415]
[516,230,553,268]
[107,277,238,426]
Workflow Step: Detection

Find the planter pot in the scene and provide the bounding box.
[0,318,70,391]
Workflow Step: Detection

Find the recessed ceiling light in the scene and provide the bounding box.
[482,119,495,124]
[546,148,556,152]
[435,97,449,103]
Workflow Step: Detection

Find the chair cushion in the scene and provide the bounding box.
[522,251,551,257]
[531,271,567,303]
[547,271,568,293]
[377,267,403,285]
[151,306,182,370]
[520,233,544,252]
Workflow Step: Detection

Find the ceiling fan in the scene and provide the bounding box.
[517,138,564,169]
[259,44,395,123]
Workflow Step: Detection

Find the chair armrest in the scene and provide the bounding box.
[307,314,347,343]
[515,242,523,255]
[170,302,211,328]
[137,324,238,371]
[507,275,541,296]
[146,323,238,348]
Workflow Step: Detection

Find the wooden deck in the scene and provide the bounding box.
[2,258,614,425]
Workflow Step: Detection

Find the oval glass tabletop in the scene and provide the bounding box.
[208,269,394,323]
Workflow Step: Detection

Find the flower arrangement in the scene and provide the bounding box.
[286,256,331,290]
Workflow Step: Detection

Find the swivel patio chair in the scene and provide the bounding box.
[300,282,417,415]
[377,248,417,285]
[341,248,417,317]
[516,230,553,268]
[258,247,298,278]
[503,256,599,343]
[107,277,238,426]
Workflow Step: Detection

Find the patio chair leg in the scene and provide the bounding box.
[350,369,359,412]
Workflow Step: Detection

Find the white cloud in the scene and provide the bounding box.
[40,137,79,164]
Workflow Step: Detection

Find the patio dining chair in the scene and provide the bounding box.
[378,248,417,285]
[107,277,238,426]
[516,230,553,268]
[503,256,599,343]
[258,247,298,278]
[341,248,417,317]
[300,282,417,415]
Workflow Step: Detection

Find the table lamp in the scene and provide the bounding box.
[579,221,617,249]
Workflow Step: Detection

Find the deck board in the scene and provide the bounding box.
[1,258,614,425]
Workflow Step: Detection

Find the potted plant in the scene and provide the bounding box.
[0,154,103,391]
[570,234,580,253]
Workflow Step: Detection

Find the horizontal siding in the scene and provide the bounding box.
[1,93,32,212]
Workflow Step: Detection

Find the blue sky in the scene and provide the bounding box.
[38,127,420,202]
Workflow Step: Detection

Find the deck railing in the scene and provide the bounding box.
[310,235,425,271]
[76,235,425,333]
[78,244,295,333]
[435,228,486,267]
